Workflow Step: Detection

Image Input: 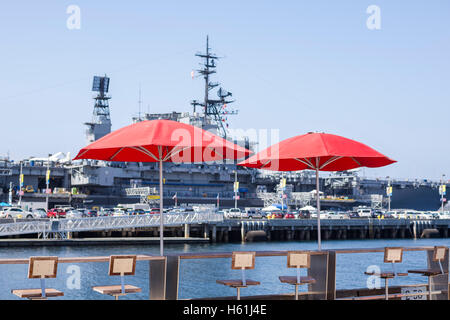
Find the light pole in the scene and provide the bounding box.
[280,176,286,211]
[45,156,51,211]
[18,161,23,206]
[386,176,391,212]
[8,182,12,205]
[234,170,238,209]
[441,174,446,213]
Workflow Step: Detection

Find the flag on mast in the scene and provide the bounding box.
[172,192,178,207]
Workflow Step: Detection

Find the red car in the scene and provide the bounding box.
[47,208,66,218]
[149,208,160,214]
[284,213,295,219]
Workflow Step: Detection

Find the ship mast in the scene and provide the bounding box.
[191,36,237,138]
[84,75,112,144]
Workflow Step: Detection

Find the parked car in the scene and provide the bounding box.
[404,210,428,219]
[390,210,407,219]
[47,208,66,219]
[85,209,98,217]
[132,209,146,215]
[30,208,48,219]
[227,208,244,219]
[112,208,128,216]
[371,210,386,219]
[284,213,295,219]
[356,208,372,218]
[66,210,84,219]
[383,211,394,219]
[310,211,330,219]
[348,211,360,219]
[297,210,312,219]
[327,211,348,219]
[149,208,160,214]
[0,207,30,219]
[98,208,113,216]
[268,212,283,219]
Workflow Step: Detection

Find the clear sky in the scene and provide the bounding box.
[0,1,449,181]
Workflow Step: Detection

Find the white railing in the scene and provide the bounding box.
[0,211,223,238]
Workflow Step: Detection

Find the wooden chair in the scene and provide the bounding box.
[279,251,316,300]
[216,252,260,300]
[408,246,447,300]
[12,256,64,300]
[92,255,142,300]
[364,247,408,300]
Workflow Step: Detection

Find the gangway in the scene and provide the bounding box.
[0,211,222,239]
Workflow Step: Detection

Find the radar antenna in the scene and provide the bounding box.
[191,36,238,138]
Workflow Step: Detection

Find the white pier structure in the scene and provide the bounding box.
[0,211,223,239]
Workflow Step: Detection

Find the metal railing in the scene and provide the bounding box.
[0,246,447,300]
[0,211,223,238]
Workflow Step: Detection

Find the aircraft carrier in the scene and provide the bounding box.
[0,38,446,211]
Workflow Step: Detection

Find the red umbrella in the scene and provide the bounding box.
[74,119,251,255]
[238,132,396,250]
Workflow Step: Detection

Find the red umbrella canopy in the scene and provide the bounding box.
[238,132,396,171]
[73,120,251,162]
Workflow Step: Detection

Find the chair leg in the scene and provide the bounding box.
[428,276,432,301]
[236,287,240,300]
[385,278,389,300]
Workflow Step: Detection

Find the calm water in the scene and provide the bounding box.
[0,238,448,300]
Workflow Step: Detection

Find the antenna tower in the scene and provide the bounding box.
[191,36,238,138]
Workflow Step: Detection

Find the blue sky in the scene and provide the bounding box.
[0,1,449,180]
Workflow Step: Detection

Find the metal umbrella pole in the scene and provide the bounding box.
[159,159,164,256]
[316,167,321,251]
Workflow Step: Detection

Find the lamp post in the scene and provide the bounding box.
[234,170,238,209]
[18,161,23,206]
[8,182,12,205]
[440,174,446,214]
[386,176,391,212]
[45,155,51,211]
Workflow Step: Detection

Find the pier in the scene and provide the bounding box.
[1,214,449,244]
[214,218,450,243]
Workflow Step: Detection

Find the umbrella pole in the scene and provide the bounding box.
[316,168,321,251]
[159,160,164,256]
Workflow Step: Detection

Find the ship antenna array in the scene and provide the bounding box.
[91,75,111,121]
[191,36,238,138]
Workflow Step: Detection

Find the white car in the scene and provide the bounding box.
[65,210,84,219]
[390,210,408,219]
[226,208,242,219]
[404,210,427,219]
[112,208,128,216]
[0,207,31,219]
[356,208,372,218]
[327,211,348,219]
[30,208,48,219]
[310,211,331,219]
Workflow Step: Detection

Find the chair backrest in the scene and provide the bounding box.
[384,247,403,263]
[231,252,255,270]
[433,246,447,262]
[28,257,58,279]
[109,255,137,276]
[287,251,310,269]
